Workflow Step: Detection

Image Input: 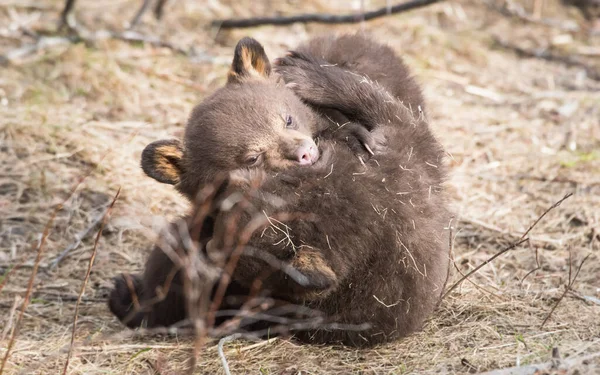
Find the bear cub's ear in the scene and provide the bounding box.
[141,139,185,185]
[227,37,272,84]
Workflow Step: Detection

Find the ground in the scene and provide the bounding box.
[0,0,599,374]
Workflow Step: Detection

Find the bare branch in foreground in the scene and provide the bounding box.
[540,250,592,327]
[443,193,573,298]
[218,333,246,375]
[50,207,109,269]
[0,205,62,373]
[59,0,78,30]
[62,187,121,375]
[213,0,445,29]
[129,0,170,29]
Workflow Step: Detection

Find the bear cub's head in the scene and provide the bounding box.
[141,37,323,200]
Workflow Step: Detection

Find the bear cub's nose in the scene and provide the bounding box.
[296,139,320,165]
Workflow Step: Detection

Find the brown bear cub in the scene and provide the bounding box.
[108,33,451,347]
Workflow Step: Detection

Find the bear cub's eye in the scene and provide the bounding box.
[285,115,294,129]
[245,154,263,166]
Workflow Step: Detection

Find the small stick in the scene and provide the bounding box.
[129,0,170,28]
[443,193,573,298]
[129,0,153,29]
[154,0,169,20]
[443,238,529,299]
[520,246,540,285]
[0,296,20,341]
[213,0,445,29]
[520,193,573,243]
[0,205,62,374]
[0,132,134,373]
[62,187,121,375]
[50,209,107,269]
[218,333,243,375]
[541,251,592,327]
[59,0,77,30]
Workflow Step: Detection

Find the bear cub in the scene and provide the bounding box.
[109,33,451,347]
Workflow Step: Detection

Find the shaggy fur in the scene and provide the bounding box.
[108,33,451,347]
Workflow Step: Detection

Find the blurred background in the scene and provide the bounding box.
[0,0,598,374]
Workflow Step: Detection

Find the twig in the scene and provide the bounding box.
[0,205,62,374]
[0,129,135,373]
[452,261,502,299]
[129,0,170,29]
[129,0,153,29]
[460,217,563,246]
[213,0,445,29]
[521,194,573,241]
[59,0,77,30]
[218,333,244,375]
[0,296,21,342]
[50,209,108,269]
[444,238,529,299]
[206,212,316,330]
[541,251,592,327]
[154,0,168,20]
[444,193,573,298]
[62,187,121,375]
[520,246,540,285]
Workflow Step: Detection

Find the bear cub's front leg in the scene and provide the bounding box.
[274,52,387,157]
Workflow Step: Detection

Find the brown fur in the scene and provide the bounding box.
[108,33,450,347]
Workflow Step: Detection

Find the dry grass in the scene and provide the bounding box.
[1,0,599,373]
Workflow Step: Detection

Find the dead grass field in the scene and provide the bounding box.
[0,0,599,374]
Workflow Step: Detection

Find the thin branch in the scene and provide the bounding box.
[0,129,135,373]
[218,333,245,375]
[444,193,573,299]
[129,0,154,29]
[128,0,170,28]
[520,193,573,242]
[520,246,540,285]
[59,0,77,30]
[50,208,108,269]
[0,296,21,342]
[206,212,316,330]
[62,187,121,375]
[154,0,168,20]
[540,251,592,327]
[0,205,62,374]
[443,238,529,299]
[213,0,445,29]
